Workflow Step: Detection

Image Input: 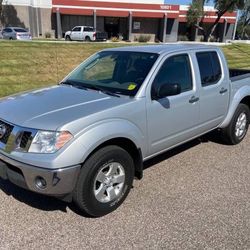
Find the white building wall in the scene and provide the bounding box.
[2,0,52,8]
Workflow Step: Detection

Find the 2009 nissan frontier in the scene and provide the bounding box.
[0,44,250,217]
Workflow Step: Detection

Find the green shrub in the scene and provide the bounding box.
[138,35,151,43]
[208,36,217,42]
[178,35,189,41]
[45,32,51,39]
[111,36,119,42]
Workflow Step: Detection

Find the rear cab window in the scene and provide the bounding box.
[84,27,94,32]
[196,51,222,87]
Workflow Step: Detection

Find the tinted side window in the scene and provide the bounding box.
[196,52,222,86]
[14,28,27,32]
[84,27,94,32]
[152,54,193,97]
[210,52,222,82]
[3,28,12,33]
[72,27,81,32]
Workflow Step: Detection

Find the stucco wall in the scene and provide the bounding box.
[0,4,52,37]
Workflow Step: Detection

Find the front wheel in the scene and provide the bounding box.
[221,103,250,145]
[65,35,71,41]
[73,145,134,217]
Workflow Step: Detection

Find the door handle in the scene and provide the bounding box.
[219,88,228,94]
[189,96,199,103]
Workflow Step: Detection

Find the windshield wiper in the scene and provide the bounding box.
[61,80,120,97]
[60,80,88,90]
[87,85,120,98]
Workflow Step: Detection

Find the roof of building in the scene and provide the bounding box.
[104,43,218,54]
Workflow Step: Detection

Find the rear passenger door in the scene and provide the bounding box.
[83,27,94,40]
[196,51,230,130]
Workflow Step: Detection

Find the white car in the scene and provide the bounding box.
[65,26,107,41]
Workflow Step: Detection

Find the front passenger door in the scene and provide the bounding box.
[71,27,81,40]
[146,53,200,155]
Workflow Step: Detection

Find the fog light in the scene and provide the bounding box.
[35,176,47,189]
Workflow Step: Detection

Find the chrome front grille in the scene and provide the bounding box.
[20,131,32,149]
[0,120,14,144]
[0,119,37,153]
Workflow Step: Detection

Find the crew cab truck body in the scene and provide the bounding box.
[65,26,107,41]
[0,45,250,217]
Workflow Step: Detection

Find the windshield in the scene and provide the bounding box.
[65,51,158,96]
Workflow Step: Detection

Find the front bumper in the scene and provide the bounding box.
[0,152,81,196]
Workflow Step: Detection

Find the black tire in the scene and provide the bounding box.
[73,145,134,217]
[221,103,250,145]
[65,35,71,41]
[85,36,91,42]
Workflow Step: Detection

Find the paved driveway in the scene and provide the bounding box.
[0,134,250,249]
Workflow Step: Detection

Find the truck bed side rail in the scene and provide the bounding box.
[230,68,250,82]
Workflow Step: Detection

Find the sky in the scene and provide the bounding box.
[168,0,214,5]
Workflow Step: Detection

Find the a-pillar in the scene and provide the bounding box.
[56,8,62,39]
[128,11,132,41]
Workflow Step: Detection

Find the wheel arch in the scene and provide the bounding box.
[220,86,250,128]
[239,96,250,110]
[82,137,143,180]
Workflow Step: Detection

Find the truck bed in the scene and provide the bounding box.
[96,32,108,41]
[230,69,250,82]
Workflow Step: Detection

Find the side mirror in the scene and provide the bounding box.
[154,83,181,99]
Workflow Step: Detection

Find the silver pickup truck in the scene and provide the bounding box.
[0,44,250,217]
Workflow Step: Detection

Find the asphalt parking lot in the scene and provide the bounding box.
[0,133,250,249]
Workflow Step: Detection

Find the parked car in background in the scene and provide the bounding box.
[65,26,107,41]
[2,27,32,40]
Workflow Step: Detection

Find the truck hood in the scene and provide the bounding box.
[0,85,131,130]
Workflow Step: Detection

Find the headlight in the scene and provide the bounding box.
[28,130,73,153]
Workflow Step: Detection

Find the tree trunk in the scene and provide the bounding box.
[203,2,235,42]
[241,17,250,38]
[0,0,3,26]
[203,32,209,42]
[0,0,3,16]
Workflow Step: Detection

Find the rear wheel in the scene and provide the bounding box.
[73,145,134,217]
[221,103,250,145]
[85,36,91,42]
